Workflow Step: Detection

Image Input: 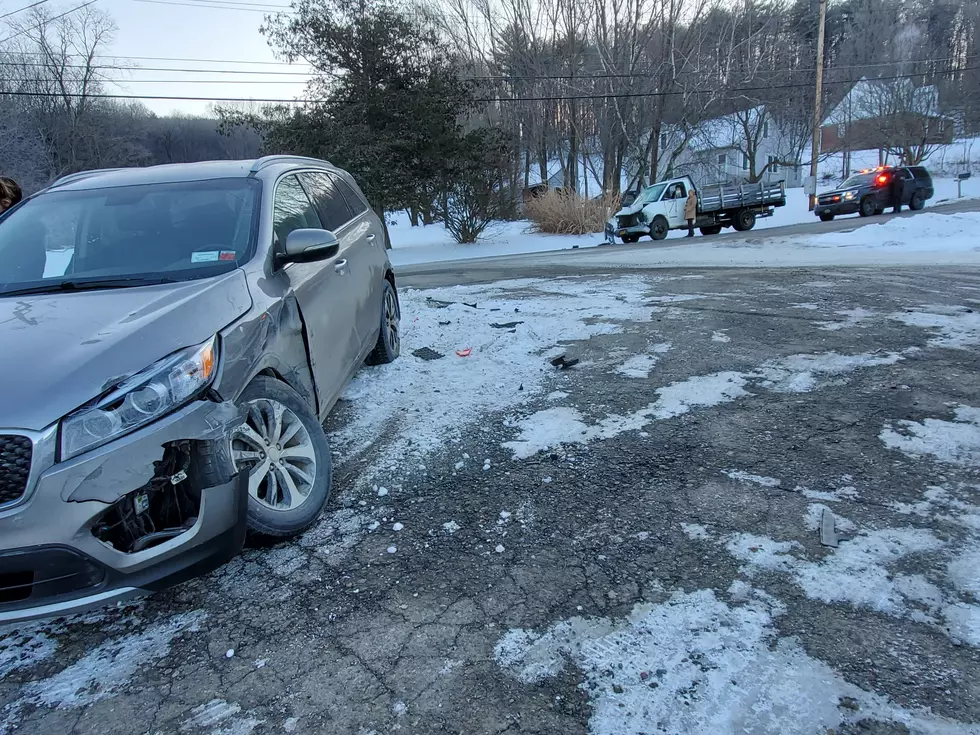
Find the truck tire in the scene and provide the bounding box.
[859,197,876,217]
[622,234,640,244]
[909,192,925,210]
[699,225,722,236]
[650,216,669,241]
[819,213,834,222]
[732,209,756,231]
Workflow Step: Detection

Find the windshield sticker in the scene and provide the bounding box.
[219,251,236,261]
[191,251,220,263]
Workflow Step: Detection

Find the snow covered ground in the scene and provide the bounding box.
[388,176,980,267]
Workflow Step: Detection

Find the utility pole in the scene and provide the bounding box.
[808,0,828,211]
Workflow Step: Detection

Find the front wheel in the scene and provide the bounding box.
[622,234,640,244]
[367,280,400,365]
[819,213,834,222]
[229,377,333,537]
[859,197,876,217]
[650,216,669,241]
[909,192,925,211]
[700,225,722,236]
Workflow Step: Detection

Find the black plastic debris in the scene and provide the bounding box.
[438,321,451,326]
[412,347,445,361]
[490,321,523,329]
[463,302,478,309]
[550,355,580,369]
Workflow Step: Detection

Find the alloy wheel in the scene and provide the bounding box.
[384,288,400,355]
[231,398,317,511]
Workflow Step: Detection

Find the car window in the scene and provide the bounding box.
[0,179,259,293]
[639,183,667,204]
[298,172,353,232]
[335,177,368,217]
[273,175,322,247]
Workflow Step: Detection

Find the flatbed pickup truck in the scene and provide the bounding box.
[606,176,786,243]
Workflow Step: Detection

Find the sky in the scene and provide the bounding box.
[2,0,312,116]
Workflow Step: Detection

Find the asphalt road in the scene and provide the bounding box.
[396,197,980,288]
[2,266,979,734]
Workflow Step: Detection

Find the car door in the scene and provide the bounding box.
[662,182,688,228]
[274,174,359,407]
[900,168,916,204]
[299,171,383,347]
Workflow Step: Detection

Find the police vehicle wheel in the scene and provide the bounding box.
[909,192,925,211]
[819,213,834,222]
[859,197,876,217]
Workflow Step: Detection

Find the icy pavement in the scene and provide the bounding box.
[2,267,980,734]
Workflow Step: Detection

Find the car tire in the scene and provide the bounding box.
[622,234,640,244]
[818,213,834,222]
[732,209,756,231]
[699,225,722,236]
[197,376,333,538]
[859,197,876,217]
[650,216,669,241]
[909,192,925,211]
[367,279,400,365]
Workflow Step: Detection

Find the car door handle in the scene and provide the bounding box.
[334,259,348,273]
[366,233,376,241]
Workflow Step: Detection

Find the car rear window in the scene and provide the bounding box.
[0,178,260,291]
[909,167,932,183]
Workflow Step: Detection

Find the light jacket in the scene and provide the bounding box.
[684,192,698,219]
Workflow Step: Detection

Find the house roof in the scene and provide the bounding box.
[822,77,941,126]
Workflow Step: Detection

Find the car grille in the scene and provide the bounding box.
[0,547,106,608]
[818,195,841,205]
[617,214,638,228]
[0,435,32,505]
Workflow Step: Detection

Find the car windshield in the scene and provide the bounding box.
[639,183,668,203]
[840,173,880,188]
[0,178,260,296]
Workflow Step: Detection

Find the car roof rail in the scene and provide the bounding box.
[249,155,333,173]
[46,168,126,191]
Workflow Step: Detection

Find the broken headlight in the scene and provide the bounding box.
[61,336,218,460]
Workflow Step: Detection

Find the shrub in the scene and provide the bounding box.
[525,189,620,235]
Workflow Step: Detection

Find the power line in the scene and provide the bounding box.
[0,0,49,21]
[1,65,975,104]
[0,59,311,75]
[129,0,290,12]
[0,0,97,45]
[5,50,303,65]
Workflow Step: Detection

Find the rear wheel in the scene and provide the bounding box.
[909,191,925,210]
[859,197,876,217]
[227,377,332,537]
[699,225,722,235]
[650,216,669,241]
[819,213,834,222]
[732,209,756,231]
[367,280,400,365]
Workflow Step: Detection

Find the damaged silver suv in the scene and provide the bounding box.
[0,156,400,622]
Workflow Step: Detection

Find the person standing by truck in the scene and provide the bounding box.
[684,188,698,237]
[890,168,905,213]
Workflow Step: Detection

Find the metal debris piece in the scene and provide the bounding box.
[425,297,454,309]
[550,354,580,369]
[412,347,444,361]
[820,507,839,548]
[490,321,524,329]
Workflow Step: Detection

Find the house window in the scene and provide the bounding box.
[718,153,728,166]
[837,123,846,138]
[768,155,779,174]
[742,154,749,171]
[762,121,770,138]
[660,133,668,150]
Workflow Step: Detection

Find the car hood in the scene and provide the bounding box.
[614,200,646,217]
[0,269,253,432]
[818,189,850,198]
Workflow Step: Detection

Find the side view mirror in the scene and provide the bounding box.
[280,228,340,265]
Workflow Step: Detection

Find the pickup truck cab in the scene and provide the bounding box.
[814,165,934,221]
[606,175,785,243]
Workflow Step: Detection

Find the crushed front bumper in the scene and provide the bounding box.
[0,400,247,624]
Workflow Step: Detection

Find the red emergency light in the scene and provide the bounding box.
[876,174,889,184]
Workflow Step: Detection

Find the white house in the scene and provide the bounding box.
[661,106,805,188]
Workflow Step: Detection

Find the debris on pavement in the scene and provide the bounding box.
[490,321,524,329]
[550,354,580,369]
[412,347,445,361]
[456,348,473,357]
[820,508,839,548]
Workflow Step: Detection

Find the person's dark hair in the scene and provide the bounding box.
[0,177,23,211]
